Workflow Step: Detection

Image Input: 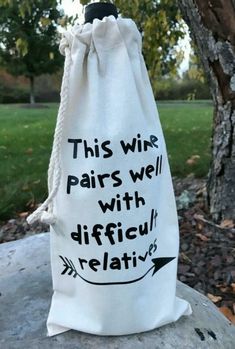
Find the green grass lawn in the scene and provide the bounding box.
[0,101,213,220]
[158,100,213,178]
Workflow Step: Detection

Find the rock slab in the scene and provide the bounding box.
[0,233,234,349]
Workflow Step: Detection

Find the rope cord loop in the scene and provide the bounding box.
[27,40,72,225]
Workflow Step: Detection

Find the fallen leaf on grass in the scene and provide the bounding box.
[33,179,41,185]
[207,293,222,303]
[25,148,33,155]
[196,233,210,242]
[186,155,200,165]
[26,198,36,209]
[18,212,29,218]
[219,306,235,324]
[21,184,29,191]
[220,219,234,229]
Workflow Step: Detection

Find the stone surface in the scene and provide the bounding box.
[0,233,234,349]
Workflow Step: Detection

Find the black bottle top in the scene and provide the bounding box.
[84,2,118,24]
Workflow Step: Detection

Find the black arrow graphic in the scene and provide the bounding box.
[59,255,175,286]
[59,256,79,278]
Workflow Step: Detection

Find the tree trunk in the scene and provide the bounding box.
[29,76,35,104]
[178,0,235,222]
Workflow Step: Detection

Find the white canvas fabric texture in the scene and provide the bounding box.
[32,15,192,336]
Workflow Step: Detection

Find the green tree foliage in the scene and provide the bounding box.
[0,0,65,103]
[81,0,186,93]
[183,42,205,83]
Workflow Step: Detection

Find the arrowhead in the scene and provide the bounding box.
[151,257,176,276]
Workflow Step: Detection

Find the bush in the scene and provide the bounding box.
[155,78,211,100]
[0,84,29,103]
[0,82,60,104]
[0,69,61,104]
[0,68,210,104]
[37,91,60,103]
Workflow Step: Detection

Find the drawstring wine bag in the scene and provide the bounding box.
[27,15,192,336]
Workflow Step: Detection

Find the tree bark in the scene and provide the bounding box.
[29,76,35,104]
[178,0,235,222]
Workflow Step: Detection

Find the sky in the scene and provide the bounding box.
[61,0,84,21]
[61,0,191,74]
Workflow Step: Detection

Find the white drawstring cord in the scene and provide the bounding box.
[27,36,72,225]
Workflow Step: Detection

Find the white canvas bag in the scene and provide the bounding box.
[28,15,192,337]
